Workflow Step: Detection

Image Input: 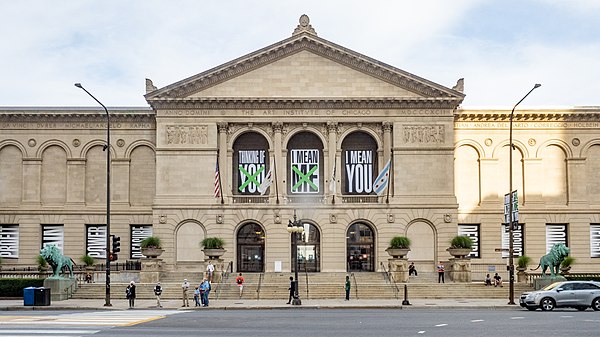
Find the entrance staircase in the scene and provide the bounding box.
[72,271,533,301]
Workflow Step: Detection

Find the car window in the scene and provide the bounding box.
[575,283,600,290]
[558,283,574,291]
[543,282,561,291]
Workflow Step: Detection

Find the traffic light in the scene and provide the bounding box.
[112,236,121,253]
[109,252,118,261]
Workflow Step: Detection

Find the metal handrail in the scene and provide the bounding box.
[380,261,400,299]
[351,272,358,300]
[256,273,263,300]
[303,263,309,300]
[215,261,233,300]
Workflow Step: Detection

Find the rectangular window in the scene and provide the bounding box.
[458,224,480,258]
[502,223,524,258]
[86,225,106,259]
[41,224,64,253]
[591,224,600,258]
[0,224,19,258]
[130,225,152,259]
[546,223,568,253]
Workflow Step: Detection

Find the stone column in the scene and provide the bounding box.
[327,121,338,203]
[273,122,283,203]
[217,122,229,201]
[382,122,392,164]
[388,258,409,283]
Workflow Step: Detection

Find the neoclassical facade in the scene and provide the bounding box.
[1,16,599,274]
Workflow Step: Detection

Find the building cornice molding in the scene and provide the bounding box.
[455,112,600,122]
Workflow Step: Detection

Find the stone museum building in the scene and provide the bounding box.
[1,16,599,275]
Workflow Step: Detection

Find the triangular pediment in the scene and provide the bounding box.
[145,28,464,108]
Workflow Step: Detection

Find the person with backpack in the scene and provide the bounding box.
[153,282,163,308]
[235,273,244,298]
[126,280,136,309]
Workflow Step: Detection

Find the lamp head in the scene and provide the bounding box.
[74,83,83,88]
[534,83,541,89]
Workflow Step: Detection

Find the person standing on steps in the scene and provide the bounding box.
[344,275,351,301]
[437,261,445,283]
[126,281,136,309]
[287,276,295,304]
[181,278,190,307]
[235,273,244,298]
[206,262,215,282]
[154,282,163,308]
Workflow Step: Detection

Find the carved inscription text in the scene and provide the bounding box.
[166,125,208,144]
[403,125,445,144]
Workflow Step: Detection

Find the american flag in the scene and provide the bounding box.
[214,161,221,198]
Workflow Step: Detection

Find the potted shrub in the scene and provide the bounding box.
[447,235,473,258]
[36,254,49,272]
[516,255,531,282]
[0,256,3,271]
[81,255,95,270]
[560,256,575,274]
[201,237,226,259]
[385,236,411,258]
[140,236,164,258]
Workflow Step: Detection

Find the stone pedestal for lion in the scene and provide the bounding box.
[44,277,77,301]
[388,258,409,283]
[140,259,163,284]
[449,258,471,283]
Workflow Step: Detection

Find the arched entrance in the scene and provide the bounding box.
[292,223,320,272]
[346,222,375,272]
[237,223,265,272]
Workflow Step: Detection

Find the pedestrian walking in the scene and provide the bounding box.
[437,261,445,283]
[286,276,295,304]
[235,273,244,298]
[206,262,215,282]
[181,278,190,307]
[200,278,210,307]
[344,275,351,301]
[154,282,163,308]
[126,281,136,309]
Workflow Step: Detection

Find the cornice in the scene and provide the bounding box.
[149,97,462,110]
[0,113,155,123]
[455,112,600,122]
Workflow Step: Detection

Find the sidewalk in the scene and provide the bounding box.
[0,298,521,311]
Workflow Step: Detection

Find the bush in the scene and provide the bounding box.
[0,278,45,298]
[561,256,575,268]
[80,255,95,267]
[450,235,473,249]
[389,236,411,249]
[140,236,162,249]
[201,237,225,249]
[36,255,48,269]
[517,255,531,269]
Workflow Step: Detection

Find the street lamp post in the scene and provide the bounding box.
[508,83,541,305]
[74,83,112,307]
[287,210,304,305]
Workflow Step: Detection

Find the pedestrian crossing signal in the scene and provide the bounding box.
[109,253,118,261]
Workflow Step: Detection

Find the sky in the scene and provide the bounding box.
[1,0,599,108]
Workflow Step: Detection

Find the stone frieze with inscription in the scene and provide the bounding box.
[402,125,445,144]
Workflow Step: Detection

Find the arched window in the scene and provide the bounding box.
[287,132,324,195]
[341,132,378,195]
[232,132,270,195]
[346,222,375,272]
[237,223,265,272]
[292,223,320,272]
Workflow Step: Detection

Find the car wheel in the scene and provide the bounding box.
[526,306,537,311]
[576,306,587,311]
[540,297,555,311]
[592,297,600,311]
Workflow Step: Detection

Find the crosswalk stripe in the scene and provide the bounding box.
[0,331,98,334]
[0,310,186,327]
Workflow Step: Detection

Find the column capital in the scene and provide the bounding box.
[382,121,392,132]
[327,121,338,133]
[272,121,284,133]
[217,122,229,133]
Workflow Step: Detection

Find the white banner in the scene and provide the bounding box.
[0,225,19,258]
[131,225,152,259]
[237,149,267,194]
[502,223,524,258]
[86,225,107,259]
[591,224,600,258]
[290,149,320,194]
[42,225,64,253]
[546,224,568,254]
[458,224,480,258]
[344,150,373,194]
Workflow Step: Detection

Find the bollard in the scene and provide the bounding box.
[402,284,411,305]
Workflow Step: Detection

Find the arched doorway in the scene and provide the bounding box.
[346,222,375,272]
[237,223,265,272]
[292,223,320,272]
[406,221,435,269]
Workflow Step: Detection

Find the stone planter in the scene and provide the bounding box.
[449,258,472,282]
[141,247,164,258]
[447,248,472,258]
[516,267,527,283]
[203,248,226,259]
[560,266,571,275]
[385,248,410,259]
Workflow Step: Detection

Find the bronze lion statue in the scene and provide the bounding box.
[530,243,570,277]
[39,245,74,278]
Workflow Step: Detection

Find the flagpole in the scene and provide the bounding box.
[217,150,224,204]
[274,154,280,204]
[386,150,392,204]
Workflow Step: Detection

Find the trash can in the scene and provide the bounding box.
[34,287,51,306]
[23,287,36,306]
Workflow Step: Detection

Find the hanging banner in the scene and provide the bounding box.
[237,150,267,194]
[290,149,320,194]
[502,223,524,258]
[546,224,568,253]
[458,224,480,258]
[591,224,600,258]
[0,225,19,258]
[131,225,152,259]
[42,225,64,253]
[86,225,107,259]
[344,150,374,194]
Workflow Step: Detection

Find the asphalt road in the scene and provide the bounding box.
[1,309,599,337]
